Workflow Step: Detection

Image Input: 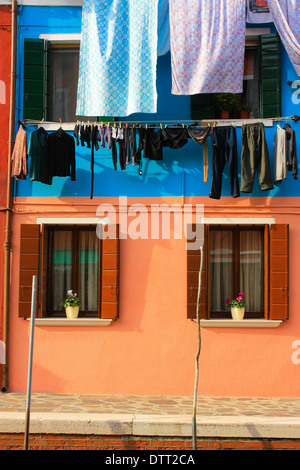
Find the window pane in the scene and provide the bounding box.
[49,47,79,122]
[240,230,263,312]
[49,230,72,311]
[209,231,233,311]
[242,47,259,118]
[79,231,99,311]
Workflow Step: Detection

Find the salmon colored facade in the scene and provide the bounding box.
[8,196,300,397]
[3,2,300,399]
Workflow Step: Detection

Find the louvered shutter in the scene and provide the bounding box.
[101,225,120,319]
[19,224,40,318]
[187,224,207,319]
[259,33,281,118]
[190,94,214,121]
[269,224,289,321]
[23,38,49,120]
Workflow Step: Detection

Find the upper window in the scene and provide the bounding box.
[49,45,80,122]
[190,33,281,120]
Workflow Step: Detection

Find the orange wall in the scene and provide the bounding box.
[8,196,300,397]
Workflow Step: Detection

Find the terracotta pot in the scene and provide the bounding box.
[231,307,245,320]
[240,110,250,119]
[220,110,230,119]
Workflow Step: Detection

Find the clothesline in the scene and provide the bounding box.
[21,115,300,129]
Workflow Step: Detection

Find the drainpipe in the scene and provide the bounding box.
[2,0,17,392]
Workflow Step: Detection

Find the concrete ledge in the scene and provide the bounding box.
[1,412,299,439]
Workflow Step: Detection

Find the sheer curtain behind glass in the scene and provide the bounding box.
[209,231,233,312]
[240,231,263,312]
[79,231,99,312]
[49,230,72,311]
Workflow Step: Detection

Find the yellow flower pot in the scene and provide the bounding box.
[65,306,79,319]
[231,307,245,320]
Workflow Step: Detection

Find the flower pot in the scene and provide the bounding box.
[231,307,245,320]
[220,110,230,119]
[65,306,79,319]
[240,110,250,119]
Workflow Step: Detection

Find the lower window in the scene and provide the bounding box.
[47,226,100,316]
[187,223,289,321]
[209,226,264,318]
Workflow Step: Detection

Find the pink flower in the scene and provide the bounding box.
[238,293,245,297]
[226,298,231,304]
[236,296,243,302]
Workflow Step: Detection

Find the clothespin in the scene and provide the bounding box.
[59,117,62,126]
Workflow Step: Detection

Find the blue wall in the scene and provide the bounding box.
[14,6,300,199]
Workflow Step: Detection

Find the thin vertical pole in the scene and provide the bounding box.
[24,275,37,450]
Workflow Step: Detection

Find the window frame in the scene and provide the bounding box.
[187,222,289,323]
[18,222,120,321]
[45,224,100,318]
[208,225,265,319]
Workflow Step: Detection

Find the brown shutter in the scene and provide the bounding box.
[19,224,40,318]
[269,224,289,320]
[40,224,48,317]
[264,224,269,319]
[187,224,208,319]
[101,225,120,319]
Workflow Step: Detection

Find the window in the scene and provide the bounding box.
[209,226,264,318]
[47,226,99,316]
[18,223,120,320]
[190,33,281,120]
[49,45,80,122]
[187,223,289,321]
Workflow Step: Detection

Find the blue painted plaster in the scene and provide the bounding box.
[14,6,300,199]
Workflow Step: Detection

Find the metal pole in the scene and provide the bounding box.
[24,275,37,450]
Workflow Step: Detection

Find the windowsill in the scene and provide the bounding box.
[27,318,114,326]
[196,319,282,328]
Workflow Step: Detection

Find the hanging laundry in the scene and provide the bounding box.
[111,127,126,171]
[246,0,272,24]
[169,0,246,95]
[187,126,211,183]
[99,126,112,150]
[163,126,188,149]
[157,0,170,56]
[209,126,240,199]
[28,127,53,185]
[273,123,298,183]
[284,123,298,179]
[11,124,28,180]
[240,122,274,193]
[267,0,300,76]
[144,126,164,161]
[273,125,287,183]
[48,127,76,181]
[76,0,159,117]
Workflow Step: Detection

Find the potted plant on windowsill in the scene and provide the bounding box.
[215,93,240,119]
[226,293,246,320]
[60,290,81,319]
[240,103,251,119]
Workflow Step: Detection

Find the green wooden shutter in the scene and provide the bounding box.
[190,94,214,120]
[23,38,49,120]
[259,33,281,118]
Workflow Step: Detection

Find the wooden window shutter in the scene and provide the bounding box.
[187,224,208,319]
[258,33,281,118]
[190,94,214,121]
[269,224,289,321]
[23,38,49,120]
[100,225,120,319]
[19,224,40,318]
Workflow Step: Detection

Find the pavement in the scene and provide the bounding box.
[0,392,299,439]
